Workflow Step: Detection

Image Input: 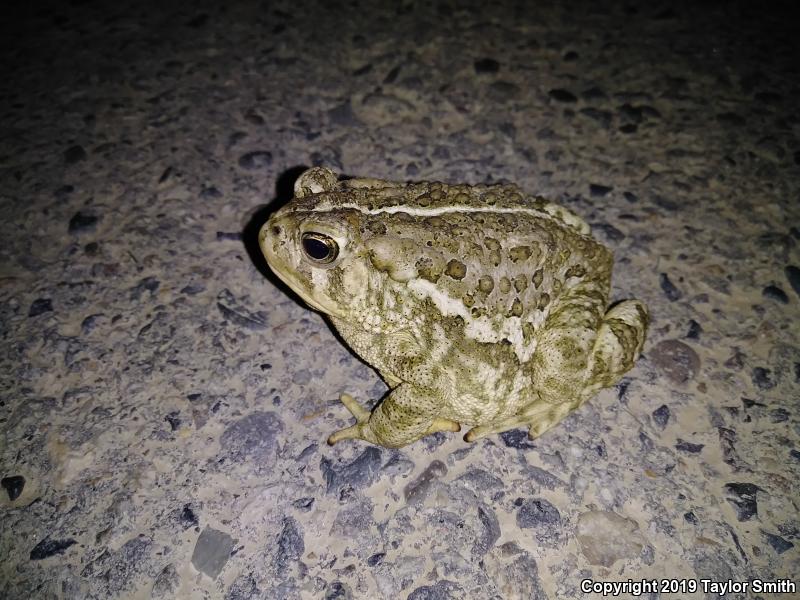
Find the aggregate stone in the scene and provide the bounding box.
[2,475,25,501]
[474,58,500,74]
[237,150,273,170]
[151,563,181,599]
[751,367,776,390]
[483,542,547,599]
[516,498,562,529]
[322,446,383,493]
[403,459,447,504]
[29,538,77,560]
[548,89,577,103]
[499,429,535,449]
[191,527,234,579]
[675,439,704,454]
[68,211,99,234]
[275,516,304,568]
[659,273,683,301]
[28,298,53,317]
[407,580,465,600]
[724,482,761,521]
[762,284,789,303]
[575,511,644,568]
[651,340,700,384]
[785,265,800,296]
[64,144,87,164]
[761,530,794,554]
[651,404,670,429]
[219,411,283,465]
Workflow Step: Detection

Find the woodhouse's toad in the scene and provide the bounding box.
[260,167,648,448]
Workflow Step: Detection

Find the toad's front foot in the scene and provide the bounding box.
[327,393,376,445]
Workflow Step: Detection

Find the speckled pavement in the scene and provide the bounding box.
[1,1,798,599]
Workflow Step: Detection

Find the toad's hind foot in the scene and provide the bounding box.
[326,393,460,446]
[464,399,576,442]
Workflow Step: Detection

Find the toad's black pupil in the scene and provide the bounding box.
[303,236,331,260]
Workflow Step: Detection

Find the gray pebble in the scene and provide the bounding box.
[548,88,577,103]
[685,319,702,340]
[762,285,789,303]
[675,439,704,454]
[761,531,793,554]
[476,505,501,556]
[220,411,283,464]
[291,497,314,511]
[474,58,500,74]
[770,408,789,423]
[28,298,53,317]
[651,340,700,384]
[328,101,360,127]
[516,498,561,528]
[322,446,383,493]
[191,527,234,579]
[1,475,25,501]
[275,517,304,568]
[130,276,160,301]
[724,483,761,521]
[381,452,415,480]
[68,211,99,233]
[64,144,87,164]
[30,538,76,560]
[579,107,612,127]
[179,504,199,529]
[404,459,447,503]
[499,429,535,449]
[718,427,740,468]
[593,222,625,242]
[590,184,613,197]
[237,151,273,170]
[216,289,268,330]
[407,580,464,600]
[659,273,683,301]
[652,405,670,429]
[324,581,352,600]
[151,563,180,599]
[751,367,775,390]
[785,265,800,296]
[367,552,385,566]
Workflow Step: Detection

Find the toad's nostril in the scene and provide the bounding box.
[271,225,281,236]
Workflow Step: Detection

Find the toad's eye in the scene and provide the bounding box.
[301,232,338,264]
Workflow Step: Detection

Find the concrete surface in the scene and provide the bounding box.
[1,1,798,598]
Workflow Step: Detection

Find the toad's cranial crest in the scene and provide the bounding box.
[259,167,648,448]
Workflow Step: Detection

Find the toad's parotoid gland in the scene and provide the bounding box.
[260,167,648,448]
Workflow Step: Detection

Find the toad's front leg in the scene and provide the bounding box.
[327,386,460,448]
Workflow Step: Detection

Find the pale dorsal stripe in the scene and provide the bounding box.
[327,202,548,218]
[319,202,590,235]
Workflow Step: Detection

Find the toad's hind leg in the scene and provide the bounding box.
[526,298,648,439]
[581,299,648,398]
[465,294,648,443]
[327,388,460,448]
